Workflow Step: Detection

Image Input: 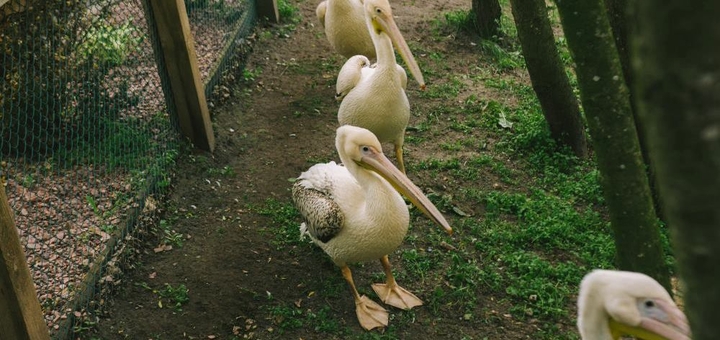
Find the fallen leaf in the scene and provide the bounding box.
[440,241,457,251]
[452,206,471,217]
[498,111,513,129]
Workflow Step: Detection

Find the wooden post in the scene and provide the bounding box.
[148,0,215,152]
[0,187,50,340]
[256,0,279,23]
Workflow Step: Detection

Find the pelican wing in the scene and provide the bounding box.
[395,64,408,90]
[292,178,344,243]
[336,55,371,101]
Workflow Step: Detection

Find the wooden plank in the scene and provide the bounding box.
[148,0,215,152]
[256,0,279,23]
[0,187,50,340]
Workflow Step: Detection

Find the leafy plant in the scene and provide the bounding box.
[158,283,190,311]
[77,20,144,67]
[0,3,142,159]
[278,0,299,23]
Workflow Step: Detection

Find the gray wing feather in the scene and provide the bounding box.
[292,181,344,243]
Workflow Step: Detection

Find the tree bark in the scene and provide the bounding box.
[603,0,631,91]
[554,0,671,291]
[509,0,588,158]
[632,1,720,338]
[604,0,666,220]
[471,0,502,39]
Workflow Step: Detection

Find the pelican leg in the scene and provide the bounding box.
[394,142,406,174]
[371,255,423,310]
[341,265,389,330]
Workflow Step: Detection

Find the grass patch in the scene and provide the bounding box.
[252,198,305,251]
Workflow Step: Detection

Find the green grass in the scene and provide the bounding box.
[277,0,299,22]
[252,197,306,251]
[214,7,676,339]
[395,13,622,332]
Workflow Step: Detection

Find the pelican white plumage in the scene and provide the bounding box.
[336,0,424,173]
[292,125,452,330]
[577,270,691,340]
[335,56,408,102]
[316,0,375,59]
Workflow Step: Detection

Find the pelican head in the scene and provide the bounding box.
[336,125,451,234]
[364,0,425,89]
[578,270,690,340]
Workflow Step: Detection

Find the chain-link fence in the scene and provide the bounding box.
[0,0,256,338]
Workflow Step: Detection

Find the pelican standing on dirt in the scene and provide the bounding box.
[292,125,452,330]
[335,0,425,173]
[577,270,691,340]
[316,0,375,59]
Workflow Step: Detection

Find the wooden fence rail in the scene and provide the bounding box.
[0,186,50,340]
[0,0,277,337]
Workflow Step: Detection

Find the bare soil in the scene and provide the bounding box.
[88,0,556,339]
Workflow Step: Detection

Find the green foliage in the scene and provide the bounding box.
[277,0,299,22]
[479,40,524,71]
[443,10,474,33]
[77,20,144,67]
[0,2,142,159]
[158,284,190,311]
[265,303,349,335]
[253,198,303,250]
[159,219,185,247]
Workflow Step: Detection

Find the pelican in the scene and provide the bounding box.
[316,0,375,59]
[292,125,452,330]
[577,270,691,340]
[336,0,425,173]
[336,56,408,103]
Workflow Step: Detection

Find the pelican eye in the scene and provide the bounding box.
[361,146,370,152]
[644,300,655,308]
[375,7,382,14]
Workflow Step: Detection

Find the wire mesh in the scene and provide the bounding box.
[186,0,257,102]
[0,0,255,338]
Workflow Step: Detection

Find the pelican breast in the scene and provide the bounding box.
[293,161,410,266]
[338,70,410,145]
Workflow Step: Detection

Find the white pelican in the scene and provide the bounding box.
[336,0,425,173]
[316,0,375,59]
[577,270,691,340]
[292,125,452,330]
[336,56,408,103]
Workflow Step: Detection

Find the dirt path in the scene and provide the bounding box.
[88,0,546,339]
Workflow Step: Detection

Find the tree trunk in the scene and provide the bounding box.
[471,0,502,39]
[603,0,631,91]
[554,0,671,291]
[632,1,720,338]
[604,0,666,220]
[509,0,588,158]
